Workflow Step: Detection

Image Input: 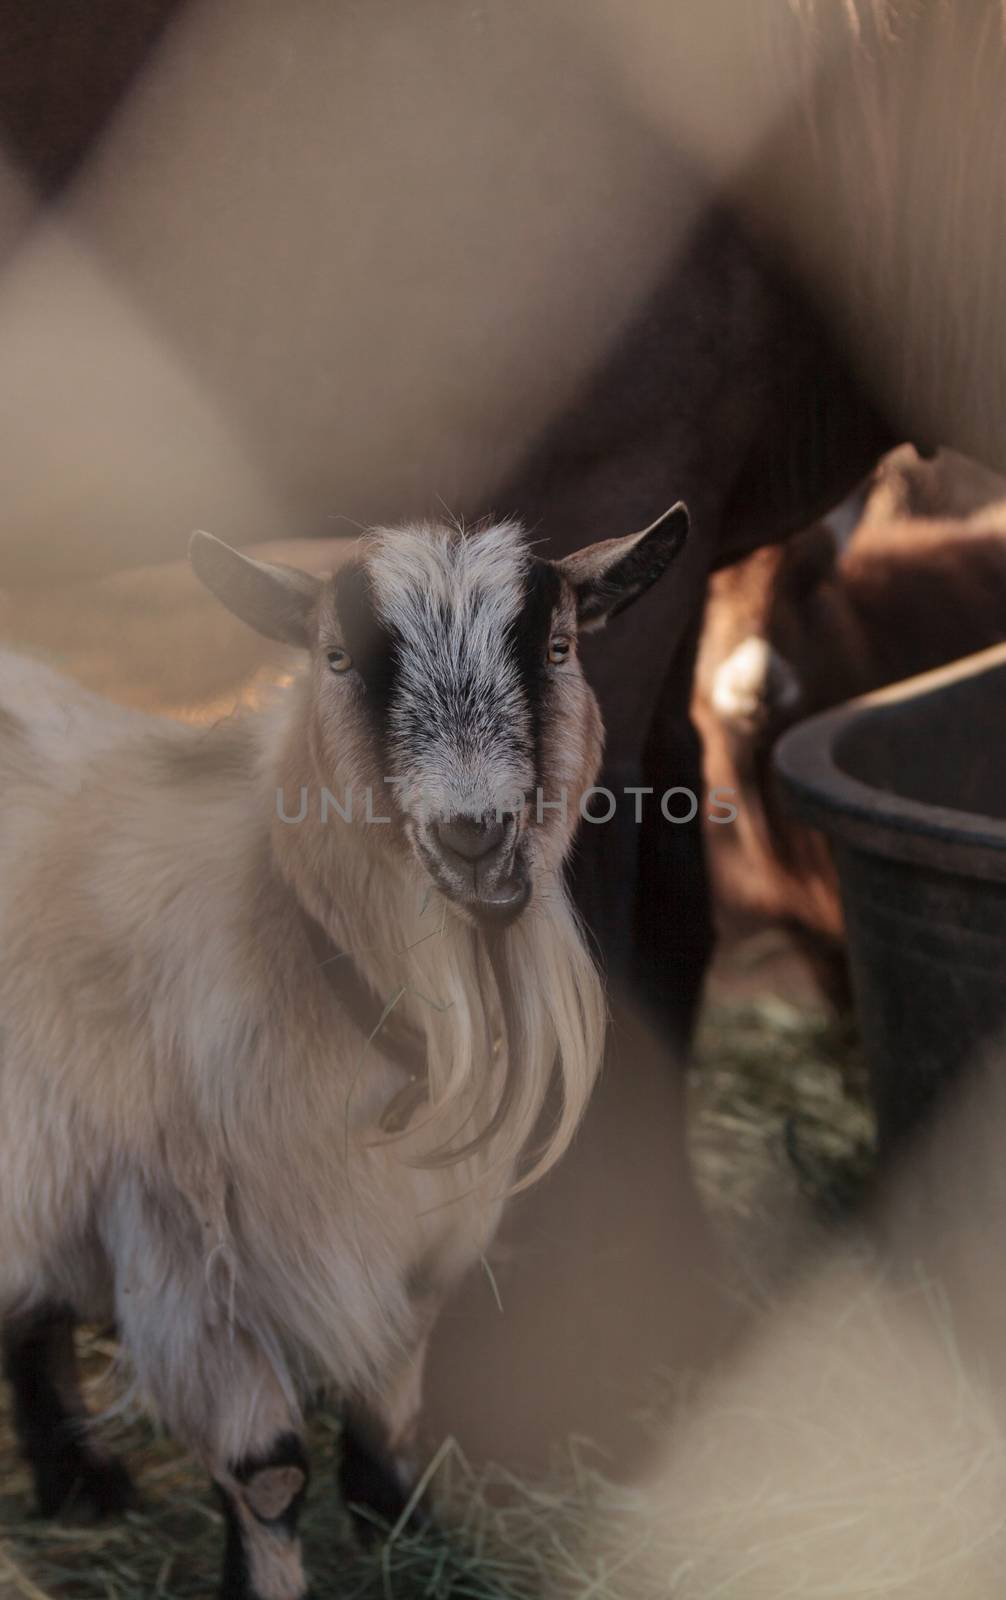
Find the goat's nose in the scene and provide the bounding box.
[434,816,507,862]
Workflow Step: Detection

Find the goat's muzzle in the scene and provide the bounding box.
[419,812,531,926]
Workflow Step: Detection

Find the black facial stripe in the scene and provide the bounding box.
[508,557,562,790]
[336,547,560,800]
[332,563,400,762]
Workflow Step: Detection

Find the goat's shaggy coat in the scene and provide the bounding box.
[0,509,686,1599]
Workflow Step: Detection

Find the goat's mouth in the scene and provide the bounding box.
[414,817,532,928]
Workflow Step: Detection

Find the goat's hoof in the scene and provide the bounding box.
[338,1432,428,1547]
[33,1450,137,1522]
[346,1495,430,1549]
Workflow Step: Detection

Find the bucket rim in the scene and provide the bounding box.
[773,641,1006,883]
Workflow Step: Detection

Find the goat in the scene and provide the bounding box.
[694,465,1006,1005]
[0,504,688,1600]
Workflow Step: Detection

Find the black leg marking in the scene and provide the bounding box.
[232,1432,309,1536]
[217,1483,255,1600]
[338,1408,427,1545]
[2,1309,135,1520]
[216,1433,310,1600]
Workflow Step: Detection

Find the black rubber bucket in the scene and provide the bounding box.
[774,643,1006,1148]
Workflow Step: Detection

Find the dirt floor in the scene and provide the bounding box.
[0,934,875,1600]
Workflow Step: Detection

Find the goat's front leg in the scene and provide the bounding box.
[339,1318,434,1542]
[214,1430,311,1600]
[188,1352,310,1600]
[143,1331,310,1600]
[110,1220,311,1600]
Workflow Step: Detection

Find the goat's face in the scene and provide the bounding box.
[191,506,688,927]
[698,523,839,738]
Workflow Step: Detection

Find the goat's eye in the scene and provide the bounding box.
[327,647,353,673]
[547,635,571,666]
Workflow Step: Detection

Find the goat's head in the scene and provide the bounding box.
[191,507,688,926]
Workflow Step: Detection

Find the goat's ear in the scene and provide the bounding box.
[189,531,321,648]
[555,502,689,632]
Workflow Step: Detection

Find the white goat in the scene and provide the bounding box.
[0,505,687,1599]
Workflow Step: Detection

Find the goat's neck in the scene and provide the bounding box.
[263,687,604,1192]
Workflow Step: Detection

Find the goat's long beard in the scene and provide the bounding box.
[365,865,606,1196]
